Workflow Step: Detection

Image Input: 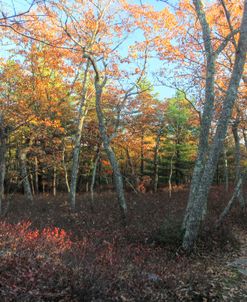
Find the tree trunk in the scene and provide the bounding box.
[90,148,100,209]
[30,172,35,196]
[175,140,181,186]
[153,128,162,193]
[95,80,127,220]
[223,145,229,192]
[53,166,57,197]
[232,118,241,183]
[19,148,33,202]
[182,0,247,251]
[168,152,175,198]
[140,130,144,176]
[243,128,247,149]
[62,146,70,193]
[232,118,245,208]
[34,156,39,194]
[125,147,139,188]
[217,172,246,227]
[41,168,46,194]
[0,116,6,215]
[182,10,216,228]
[69,60,90,210]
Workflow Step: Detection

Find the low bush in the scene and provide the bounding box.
[152,218,184,247]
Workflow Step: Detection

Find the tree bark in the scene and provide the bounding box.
[0,115,6,215]
[95,79,127,220]
[243,128,247,149]
[168,152,175,198]
[153,126,163,193]
[175,138,182,186]
[53,166,57,197]
[69,60,90,209]
[90,148,100,209]
[30,172,35,196]
[183,0,216,228]
[125,147,139,188]
[62,146,70,193]
[217,171,246,227]
[232,118,241,183]
[140,130,145,176]
[223,145,229,192]
[34,156,39,194]
[19,148,33,202]
[232,117,245,208]
[182,0,247,251]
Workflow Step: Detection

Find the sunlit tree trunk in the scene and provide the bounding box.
[183,0,216,230]
[34,156,39,194]
[19,148,33,202]
[153,127,163,193]
[95,79,127,220]
[62,146,70,193]
[175,139,182,186]
[182,0,247,252]
[125,147,139,189]
[0,115,6,214]
[243,128,247,149]
[168,152,175,198]
[69,60,90,209]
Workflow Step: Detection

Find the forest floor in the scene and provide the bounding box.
[0,186,246,301]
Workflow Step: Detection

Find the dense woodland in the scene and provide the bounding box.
[0,0,246,301]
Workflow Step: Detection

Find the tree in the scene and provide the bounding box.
[182,0,247,252]
[161,92,199,189]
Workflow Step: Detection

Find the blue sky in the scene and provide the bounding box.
[131,0,177,99]
[0,0,176,100]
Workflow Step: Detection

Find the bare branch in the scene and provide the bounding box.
[215,29,240,56]
[219,0,238,50]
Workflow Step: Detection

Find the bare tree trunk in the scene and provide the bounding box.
[83,48,145,219]
[90,148,100,209]
[140,130,144,176]
[243,128,247,149]
[0,116,6,215]
[232,118,241,183]
[182,1,216,228]
[30,172,35,196]
[168,152,175,198]
[69,60,90,210]
[53,166,57,197]
[19,148,33,202]
[153,127,163,193]
[232,117,245,208]
[223,145,229,192]
[34,156,39,194]
[125,147,139,188]
[182,0,247,251]
[217,172,246,227]
[95,80,127,220]
[41,168,46,194]
[62,146,70,193]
